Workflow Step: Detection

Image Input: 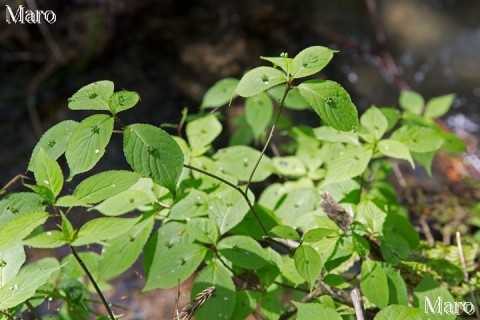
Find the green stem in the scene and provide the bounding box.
[0,310,14,320]
[24,300,42,320]
[52,206,115,320]
[245,83,291,192]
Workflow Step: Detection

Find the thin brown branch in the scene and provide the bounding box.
[0,310,13,320]
[24,300,42,320]
[456,232,480,320]
[1,174,29,194]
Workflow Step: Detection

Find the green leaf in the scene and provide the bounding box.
[0,244,25,288]
[360,259,389,308]
[261,292,282,320]
[412,151,435,176]
[28,120,79,171]
[169,190,210,219]
[298,80,359,132]
[235,67,287,97]
[192,261,236,320]
[218,235,270,269]
[380,108,401,131]
[424,94,455,119]
[144,243,206,289]
[72,217,140,246]
[0,211,49,252]
[391,125,444,153]
[209,188,251,234]
[231,290,259,320]
[399,91,424,114]
[23,231,66,249]
[378,139,414,167]
[268,85,309,110]
[374,305,422,320]
[357,201,386,234]
[245,92,273,139]
[0,260,60,309]
[123,124,184,195]
[92,190,151,216]
[314,126,359,144]
[186,115,222,155]
[273,156,307,177]
[275,188,318,226]
[33,148,63,197]
[73,170,140,204]
[294,302,343,320]
[260,56,292,74]
[55,195,90,208]
[68,80,114,111]
[294,245,323,290]
[303,217,339,242]
[414,274,456,320]
[186,218,219,244]
[291,46,335,78]
[383,213,419,250]
[201,78,239,108]
[0,193,46,229]
[229,204,280,241]
[143,222,195,290]
[322,146,372,186]
[99,218,153,281]
[108,91,140,114]
[65,114,114,180]
[213,146,273,182]
[381,235,410,265]
[352,233,370,256]
[360,106,388,141]
[382,264,408,305]
[23,184,55,203]
[269,225,300,241]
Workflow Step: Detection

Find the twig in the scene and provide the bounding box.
[1,174,29,194]
[456,232,480,320]
[391,162,414,205]
[0,310,13,320]
[112,130,124,134]
[183,164,268,236]
[245,83,291,191]
[174,286,216,320]
[114,116,126,129]
[419,215,435,245]
[350,288,365,320]
[274,281,309,293]
[52,206,115,320]
[24,300,42,320]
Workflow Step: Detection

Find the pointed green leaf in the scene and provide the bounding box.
[291,46,335,78]
[73,217,140,246]
[260,56,292,74]
[378,139,414,167]
[73,170,140,204]
[294,245,323,290]
[314,126,359,144]
[99,218,154,281]
[65,114,114,180]
[209,188,251,235]
[236,67,286,97]
[303,217,339,242]
[412,151,435,176]
[382,264,408,305]
[92,190,151,216]
[0,211,49,251]
[186,218,219,244]
[268,85,309,110]
[68,80,114,111]
[269,225,300,241]
[322,146,372,186]
[374,305,422,320]
[294,302,342,320]
[424,94,455,119]
[360,259,389,308]
[380,107,401,131]
[28,120,79,171]
[0,260,60,309]
[399,91,424,115]
[218,235,270,269]
[273,156,307,177]
[298,80,358,132]
[23,231,66,249]
[108,90,140,114]
[245,92,273,139]
[201,78,239,108]
[0,193,46,229]
[214,146,273,182]
[186,115,222,155]
[192,261,236,320]
[391,125,443,153]
[352,233,370,256]
[33,148,63,197]
[123,124,184,195]
[231,290,260,320]
[357,200,386,234]
[360,106,388,141]
[0,244,25,288]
